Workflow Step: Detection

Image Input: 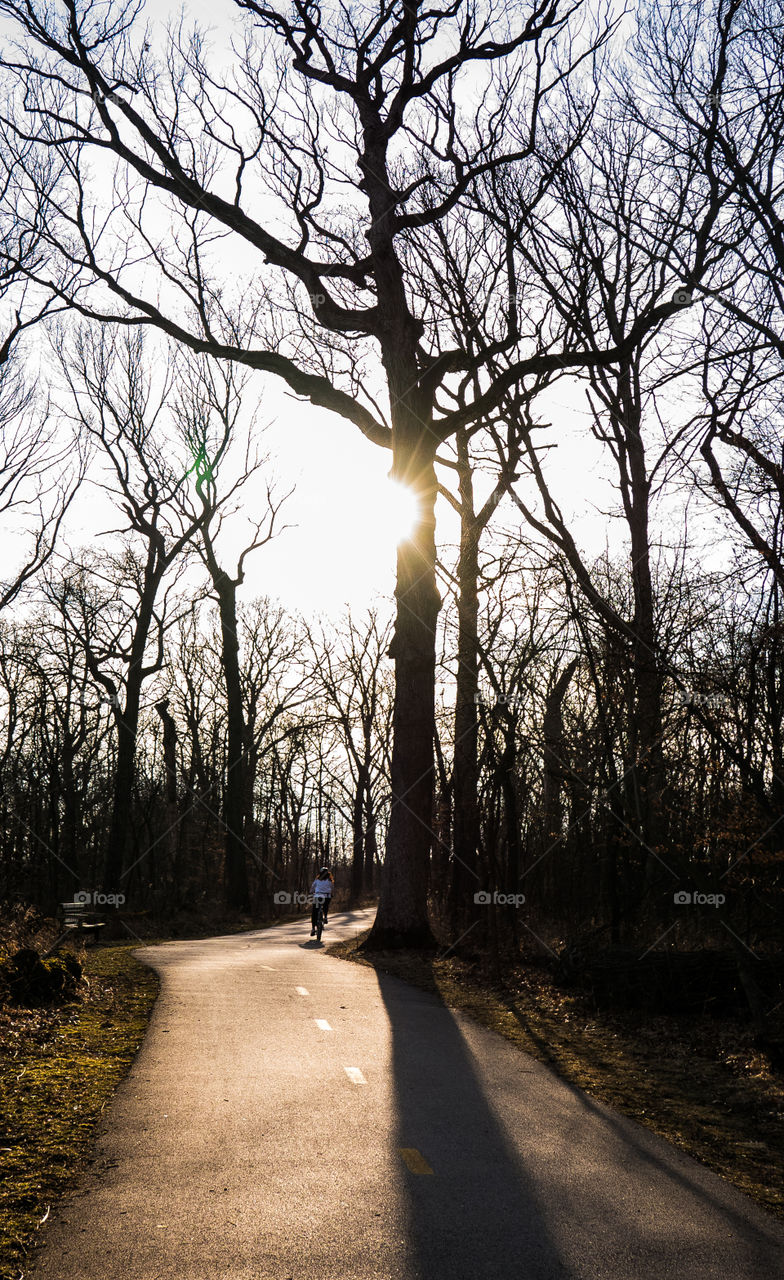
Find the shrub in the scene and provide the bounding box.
[0,948,82,1006]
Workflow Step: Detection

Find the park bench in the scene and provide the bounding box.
[60,901,106,943]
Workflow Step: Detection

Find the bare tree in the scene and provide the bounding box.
[240,599,315,901]
[308,609,392,905]
[0,0,702,944]
[0,356,83,610]
[0,88,82,601]
[475,70,734,885]
[171,353,287,908]
[436,427,521,931]
[626,0,784,821]
[55,327,209,891]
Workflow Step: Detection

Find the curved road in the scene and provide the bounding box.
[30,909,784,1279]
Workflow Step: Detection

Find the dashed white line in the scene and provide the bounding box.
[344,1066,366,1085]
[295,987,309,996]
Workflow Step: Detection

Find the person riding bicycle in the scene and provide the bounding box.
[310,867,334,936]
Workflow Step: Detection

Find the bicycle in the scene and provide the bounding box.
[312,895,326,942]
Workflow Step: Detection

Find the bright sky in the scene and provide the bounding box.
[39,347,705,621]
[4,0,724,622]
[257,393,409,614]
[240,375,639,616]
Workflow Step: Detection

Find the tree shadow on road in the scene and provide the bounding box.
[502,998,784,1253]
[373,956,784,1280]
[375,966,570,1280]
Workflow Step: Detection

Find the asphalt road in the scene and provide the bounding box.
[29,908,784,1279]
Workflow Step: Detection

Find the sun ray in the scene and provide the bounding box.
[380,478,420,544]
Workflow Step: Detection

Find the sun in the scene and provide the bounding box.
[378,477,420,544]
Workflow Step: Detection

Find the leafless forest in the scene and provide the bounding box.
[0,0,782,1026]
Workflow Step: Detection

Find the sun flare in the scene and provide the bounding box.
[379,477,420,544]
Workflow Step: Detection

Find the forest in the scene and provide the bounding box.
[0,0,781,1035]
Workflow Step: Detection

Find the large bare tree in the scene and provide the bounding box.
[0,0,697,944]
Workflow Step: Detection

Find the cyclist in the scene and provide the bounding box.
[310,867,334,935]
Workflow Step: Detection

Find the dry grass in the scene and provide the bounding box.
[0,939,159,1279]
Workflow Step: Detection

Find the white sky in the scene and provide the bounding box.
[29,344,718,623]
[2,0,729,622]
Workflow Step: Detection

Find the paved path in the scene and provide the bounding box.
[29,909,784,1279]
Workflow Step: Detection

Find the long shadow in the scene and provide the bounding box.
[377,958,784,1280]
[503,998,784,1255]
[376,966,571,1280]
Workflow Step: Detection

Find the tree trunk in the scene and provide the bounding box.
[61,733,80,889]
[103,692,141,893]
[355,124,439,948]
[449,426,482,933]
[350,761,369,904]
[363,811,377,893]
[214,574,250,911]
[541,659,578,852]
[622,386,666,887]
[500,716,521,891]
[102,552,160,894]
[155,698,179,904]
[103,638,149,892]
[363,411,440,949]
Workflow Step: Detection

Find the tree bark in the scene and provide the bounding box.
[213,572,250,911]
[449,427,482,932]
[350,760,369,905]
[103,565,157,893]
[363,406,440,948]
[541,659,579,850]
[155,698,179,901]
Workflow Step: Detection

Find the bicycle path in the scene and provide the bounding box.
[29,909,784,1278]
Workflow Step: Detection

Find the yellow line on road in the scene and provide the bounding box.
[399,1148,434,1175]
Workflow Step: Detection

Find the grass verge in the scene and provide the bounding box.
[0,944,159,1279]
[329,930,784,1220]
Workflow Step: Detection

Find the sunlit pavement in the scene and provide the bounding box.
[29,908,784,1279]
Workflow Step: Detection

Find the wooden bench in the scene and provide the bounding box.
[60,901,106,943]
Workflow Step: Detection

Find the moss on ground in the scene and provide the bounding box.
[0,944,158,1279]
[329,931,784,1221]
